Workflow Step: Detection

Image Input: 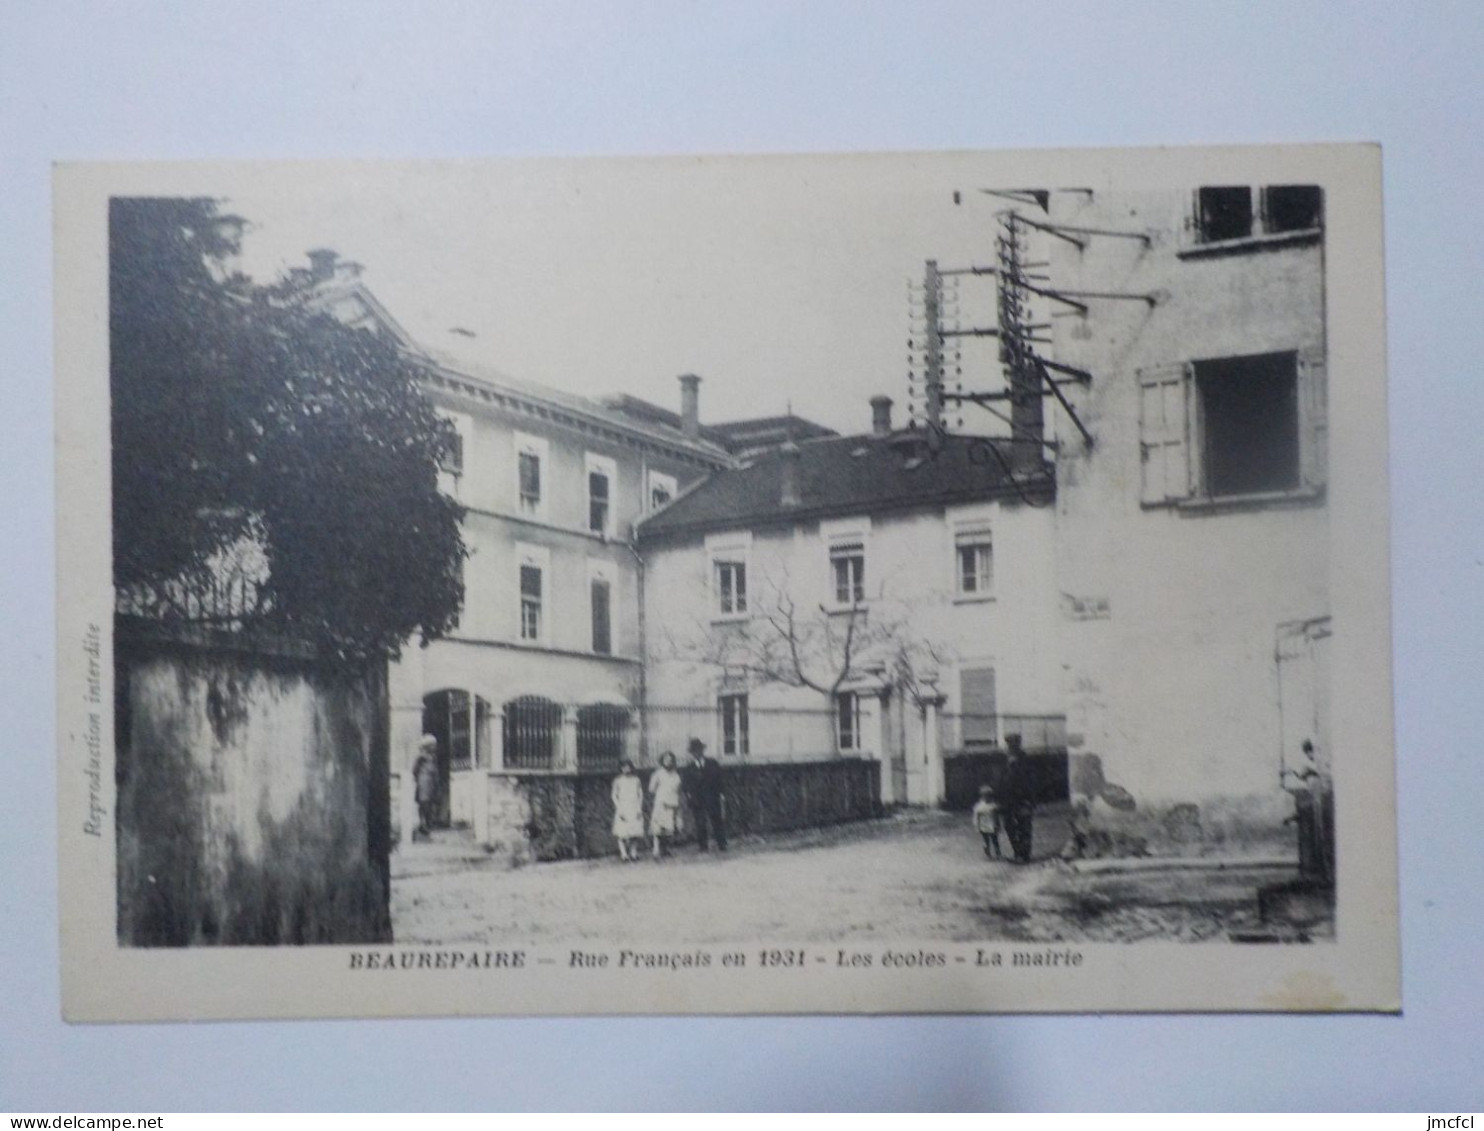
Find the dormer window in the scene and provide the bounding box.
[648,470,678,511]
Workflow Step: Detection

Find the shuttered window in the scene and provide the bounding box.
[1138,363,1193,505]
[591,577,612,655]
[1139,350,1326,506]
[960,667,997,747]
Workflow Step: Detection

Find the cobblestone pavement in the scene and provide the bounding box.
[392,808,1310,946]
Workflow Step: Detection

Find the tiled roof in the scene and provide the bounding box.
[707,415,838,450]
[637,431,1053,539]
[598,395,837,454]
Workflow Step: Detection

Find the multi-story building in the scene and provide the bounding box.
[1031,185,1329,822]
[637,395,1064,805]
[297,175,1329,857]
[298,251,851,843]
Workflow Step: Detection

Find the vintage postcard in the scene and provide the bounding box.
[56,146,1398,1020]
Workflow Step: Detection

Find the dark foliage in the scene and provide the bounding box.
[110,197,466,659]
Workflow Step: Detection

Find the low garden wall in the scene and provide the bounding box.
[478,758,881,862]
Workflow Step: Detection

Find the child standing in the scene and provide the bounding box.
[972,784,1003,860]
[610,760,646,862]
[647,751,684,859]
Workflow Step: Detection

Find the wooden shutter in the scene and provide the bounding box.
[591,578,612,655]
[1298,346,1328,491]
[960,667,997,746]
[1138,362,1193,505]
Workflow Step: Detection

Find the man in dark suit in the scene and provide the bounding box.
[682,737,727,852]
[997,733,1037,863]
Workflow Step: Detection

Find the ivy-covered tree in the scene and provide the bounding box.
[110,197,466,659]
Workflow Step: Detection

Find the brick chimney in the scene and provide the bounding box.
[779,439,801,508]
[870,395,893,436]
[1009,361,1046,476]
[678,373,701,439]
[306,248,338,282]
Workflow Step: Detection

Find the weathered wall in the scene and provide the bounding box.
[116,626,391,946]
[1046,188,1328,806]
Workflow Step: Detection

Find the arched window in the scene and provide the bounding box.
[576,704,630,770]
[423,690,492,770]
[503,696,561,770]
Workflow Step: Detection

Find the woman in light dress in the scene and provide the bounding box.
[647,751,683,859]
[610,760,646,862]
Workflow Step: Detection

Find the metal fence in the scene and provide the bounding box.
[115,565,271,630]
[460,701,1069,773]
[457,700,841,773]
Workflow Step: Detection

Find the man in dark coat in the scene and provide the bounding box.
[682,737,727,852]
[997,733,1037,863]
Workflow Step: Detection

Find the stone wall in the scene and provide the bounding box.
[115,623,391,946]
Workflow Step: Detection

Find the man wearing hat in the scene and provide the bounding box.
[412,734,440,842]
[682,737,727,852]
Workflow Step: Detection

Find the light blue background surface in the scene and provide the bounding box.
[2,0,1480,1111]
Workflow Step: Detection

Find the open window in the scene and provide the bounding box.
[1138,347,1326,506]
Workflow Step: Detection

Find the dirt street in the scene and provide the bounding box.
[392,809,1306,946]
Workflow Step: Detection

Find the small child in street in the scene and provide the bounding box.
[972,784,1003,860]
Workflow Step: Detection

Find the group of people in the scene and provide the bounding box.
[610,737,727,862]
[970,733,1039,864]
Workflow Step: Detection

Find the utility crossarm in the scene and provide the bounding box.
[1014,280,1088,315]
[1015,280,1158,312]
[942,380,1084,404]
[978,189,1051,210]
[1037,357,1094,384]
[939,326,1001,339]
[1053,287,1159,306]
[1014,213,1153,247]
[1036,357,1095,451]
[934,394,1060,453]
[936,266,998,277]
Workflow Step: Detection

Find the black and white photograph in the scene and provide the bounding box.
[55,147,1396,1019]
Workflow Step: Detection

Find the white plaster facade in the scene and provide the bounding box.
[640,463,1062,806]
[1042,187,1329,808]
[388,365,728,840]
